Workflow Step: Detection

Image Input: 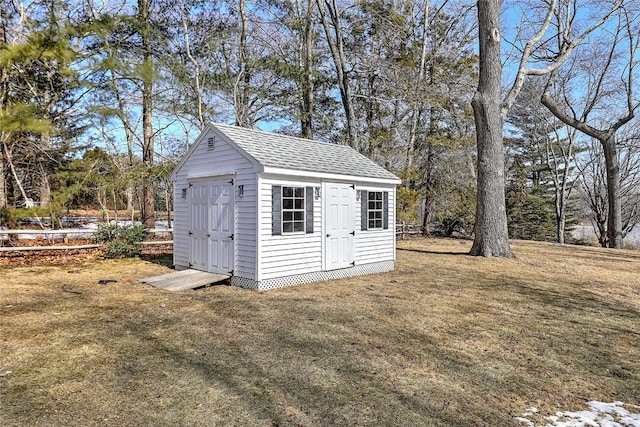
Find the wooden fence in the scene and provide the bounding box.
[2,223,421,253]
[0,228,172,252]
[396,221,422,239]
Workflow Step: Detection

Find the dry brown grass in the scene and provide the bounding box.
[1,239,639,426]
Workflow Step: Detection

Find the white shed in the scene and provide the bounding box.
[170,123,402,291]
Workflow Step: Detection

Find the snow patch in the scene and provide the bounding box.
[516,402,640,427]
[516,416,535,426]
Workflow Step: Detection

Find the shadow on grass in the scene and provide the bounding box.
[140,253,173,268]
[540,245,640,265]
[107,305,489,426]
[475,274,640,320]
[398,247,469,256]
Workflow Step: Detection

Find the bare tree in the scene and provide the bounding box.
[139,0,155,228]
[507,79,582,244]
[315,0,359,150]
[234,0,252,128]
[300,0,315,139]
[546,126,580,244]
[175,0,206,130]
[406,0,431,173]
[0,6,9,209]
[541,5,639,248]
[578,130,640,247]
[470,0,623,256]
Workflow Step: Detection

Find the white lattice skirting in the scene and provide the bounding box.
[231,260,395,291]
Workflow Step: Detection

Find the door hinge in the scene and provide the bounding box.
[189,182,193,187]
[189,263,193,268]
[229,234,234,240]
[326,234,331,238]
[228,179,234,185]
[350,230,355,236]
[188,231,193,236]
[207,234,210,237]
[350,184,355,189]
[350,261,356,266]
[229,270,234,275]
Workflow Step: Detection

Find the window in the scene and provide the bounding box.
[282,186,305,233]
[272,186,314,235]
[368,191,383,229]
[360,190,389,231]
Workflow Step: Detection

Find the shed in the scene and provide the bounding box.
[170,123,402,291]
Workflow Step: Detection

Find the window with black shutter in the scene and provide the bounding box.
[361,190,389,231]
[368,191,384,230]
[282,186,305,233]
[272,185,315,235]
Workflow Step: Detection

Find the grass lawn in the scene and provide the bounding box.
[1,238,639,426]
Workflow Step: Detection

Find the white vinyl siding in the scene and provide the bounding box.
[172,184,190,269]
[235,177,258,278]
[355,186,396,264]
[172,130,259,279]
[259,177,322,280]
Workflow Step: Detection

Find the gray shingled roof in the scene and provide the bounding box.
[213,123,400,182]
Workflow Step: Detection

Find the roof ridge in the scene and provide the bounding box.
[212,122,355,149]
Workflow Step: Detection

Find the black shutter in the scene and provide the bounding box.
[383,191,389,229]
[305,187,314,234]
[272,185,281,235]
[360,190,368,231]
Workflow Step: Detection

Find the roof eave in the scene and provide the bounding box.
[262,166,402,185]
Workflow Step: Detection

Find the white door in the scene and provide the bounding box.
[189,179,234,275]
[208,182,234,274]
[324,182,355,270]
[189,182,210,271]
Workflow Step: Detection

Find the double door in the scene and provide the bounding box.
[189,179,234,275]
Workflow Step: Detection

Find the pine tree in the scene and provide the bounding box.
[0,0,83,209]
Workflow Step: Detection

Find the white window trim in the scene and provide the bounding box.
[367,191,384,230]
[281,186,306,234]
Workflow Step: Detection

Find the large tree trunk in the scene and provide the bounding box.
[469,0,513,257]
[602,136,623,248]
[139,0,155,228]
